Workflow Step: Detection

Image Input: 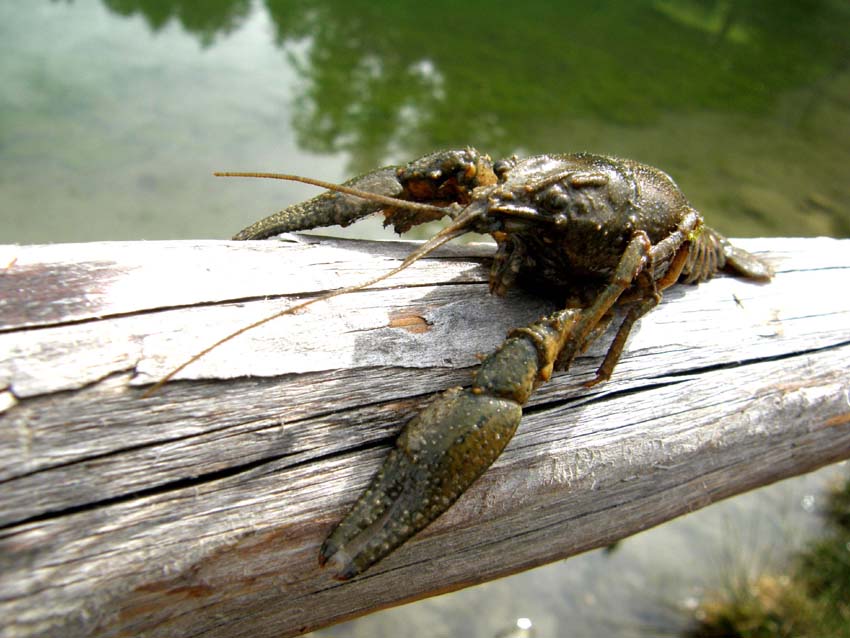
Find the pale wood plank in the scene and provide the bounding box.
[0,235,848,638]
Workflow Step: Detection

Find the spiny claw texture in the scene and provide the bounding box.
[319,310,579,579]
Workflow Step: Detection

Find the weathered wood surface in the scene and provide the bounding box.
[0,235,849,638]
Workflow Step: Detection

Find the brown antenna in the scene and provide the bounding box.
[142,180,483,397]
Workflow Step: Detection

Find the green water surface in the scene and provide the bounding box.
[2,0,848,243]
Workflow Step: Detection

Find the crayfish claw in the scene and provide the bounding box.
[320,310,580,578]
[319,387,523,579]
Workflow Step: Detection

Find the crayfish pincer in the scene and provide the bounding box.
[156,149,772,578]
[318,309,580,579]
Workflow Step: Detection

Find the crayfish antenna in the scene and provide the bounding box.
[141,203,482,398]
[213,172,450,217]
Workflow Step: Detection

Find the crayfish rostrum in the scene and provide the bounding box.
[155,149,772,579]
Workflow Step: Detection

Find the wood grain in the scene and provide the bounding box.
[0,235,848,638]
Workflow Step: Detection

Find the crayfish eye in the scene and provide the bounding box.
[493,157,517,179]
[539,186,571,213]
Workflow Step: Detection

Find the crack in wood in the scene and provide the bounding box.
[0,443,309,531]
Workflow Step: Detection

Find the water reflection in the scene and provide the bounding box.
[100,0,250,46]
[27,0,841,241]
[92,0,849,173]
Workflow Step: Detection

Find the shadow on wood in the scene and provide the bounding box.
[1,235,849,637]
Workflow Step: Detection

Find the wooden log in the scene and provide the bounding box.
[0,234,848,638]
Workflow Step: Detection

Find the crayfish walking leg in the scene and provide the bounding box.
[319,308,581,579]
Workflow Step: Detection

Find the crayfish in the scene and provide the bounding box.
[152,149,772,579]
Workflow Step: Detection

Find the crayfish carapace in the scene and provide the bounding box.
[151,149,772,579]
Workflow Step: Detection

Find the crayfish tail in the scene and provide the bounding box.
[684,226,773,283]
[719,234,773,281]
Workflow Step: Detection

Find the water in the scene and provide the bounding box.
[2,1,848,635]
[2,0,848,243]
